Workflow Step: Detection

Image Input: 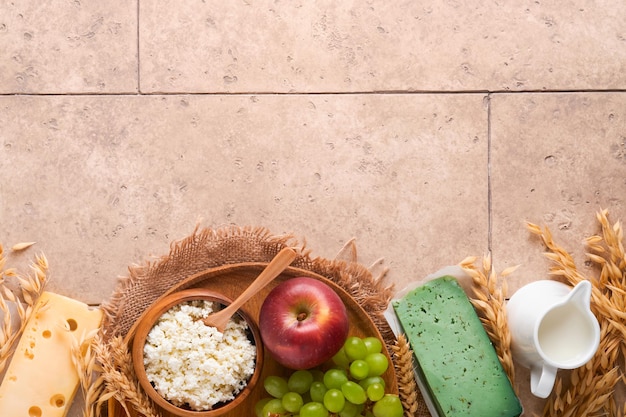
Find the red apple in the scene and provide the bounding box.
[259,277,349,370]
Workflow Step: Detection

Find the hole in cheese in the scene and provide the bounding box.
[42,330,52,338]
[66,318,78,331]
[28,406,42,417]
[50,394,66,408]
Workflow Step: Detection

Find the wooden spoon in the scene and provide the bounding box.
[202,247,297,332]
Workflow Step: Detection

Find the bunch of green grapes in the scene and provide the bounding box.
[255,336,403,417]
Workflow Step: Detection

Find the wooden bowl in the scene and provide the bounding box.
[131,288,264,417]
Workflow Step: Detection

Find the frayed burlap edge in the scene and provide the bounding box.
[100,225,297,341]
[97,225,430,417]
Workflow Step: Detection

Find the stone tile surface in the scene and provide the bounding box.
[140,1,626,93]
[490,92,626,414]
[1,94,488,305]
[491,92,626,294]
[2,1,625,416]
[0,0,137,94]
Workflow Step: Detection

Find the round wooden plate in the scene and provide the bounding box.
[113,263,399,417]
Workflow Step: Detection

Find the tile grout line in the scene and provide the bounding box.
[486,93,493,256]
[137,0,141,94]
[1,89,625,97]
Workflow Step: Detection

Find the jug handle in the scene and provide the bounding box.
[531,364,558,398]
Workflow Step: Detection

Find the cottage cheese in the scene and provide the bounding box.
[143,300,256,411]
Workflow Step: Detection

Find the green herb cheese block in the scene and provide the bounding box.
[392,275,522,417]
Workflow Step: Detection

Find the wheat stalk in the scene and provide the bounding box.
[95,334,161,417]
[528,209,626,417]
[0,244,48,374]
[391,334,422,417]
[71,327,107,417]
[460,254,517,390]
[0,290,26,374]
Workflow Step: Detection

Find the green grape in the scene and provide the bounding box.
[261,398,289,417]
[366,382,385,402]
[365,352,389,377]
[288,369,314,394]
[343,336,368,361]
[323,368,348,389]
[300,401,329,417]
[341,380,367,405]
[363,336,383,354]
[264,375,289,398]
[358,376,386,390]
[332,346,351,369]
[255,397,272,417]
[372,394,404,417]
[310,381,328,403]
[338,401,359,417]
[323,388,346,413]
[282,391,304,413]
[349,359,369,380]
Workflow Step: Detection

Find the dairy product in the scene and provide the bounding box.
[143,300,256,411]
[0,292,103,417]
[392,276,522,417]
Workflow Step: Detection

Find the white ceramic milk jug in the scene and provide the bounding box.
[506,280,600,398]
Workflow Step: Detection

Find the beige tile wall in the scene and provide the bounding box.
[1,1,625,416]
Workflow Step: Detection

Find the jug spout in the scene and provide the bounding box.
[565,280,592,310]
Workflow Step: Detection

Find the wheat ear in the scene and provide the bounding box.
[460,254,517,390]
[95,334,161,417]
[71,328,108,417]
[391,334,420,416]
[0,245,48,374]
[528,210,625,417]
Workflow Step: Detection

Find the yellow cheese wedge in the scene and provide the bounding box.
[0,291,103,417]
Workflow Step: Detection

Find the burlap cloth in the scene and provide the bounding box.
[100,225,430,417]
